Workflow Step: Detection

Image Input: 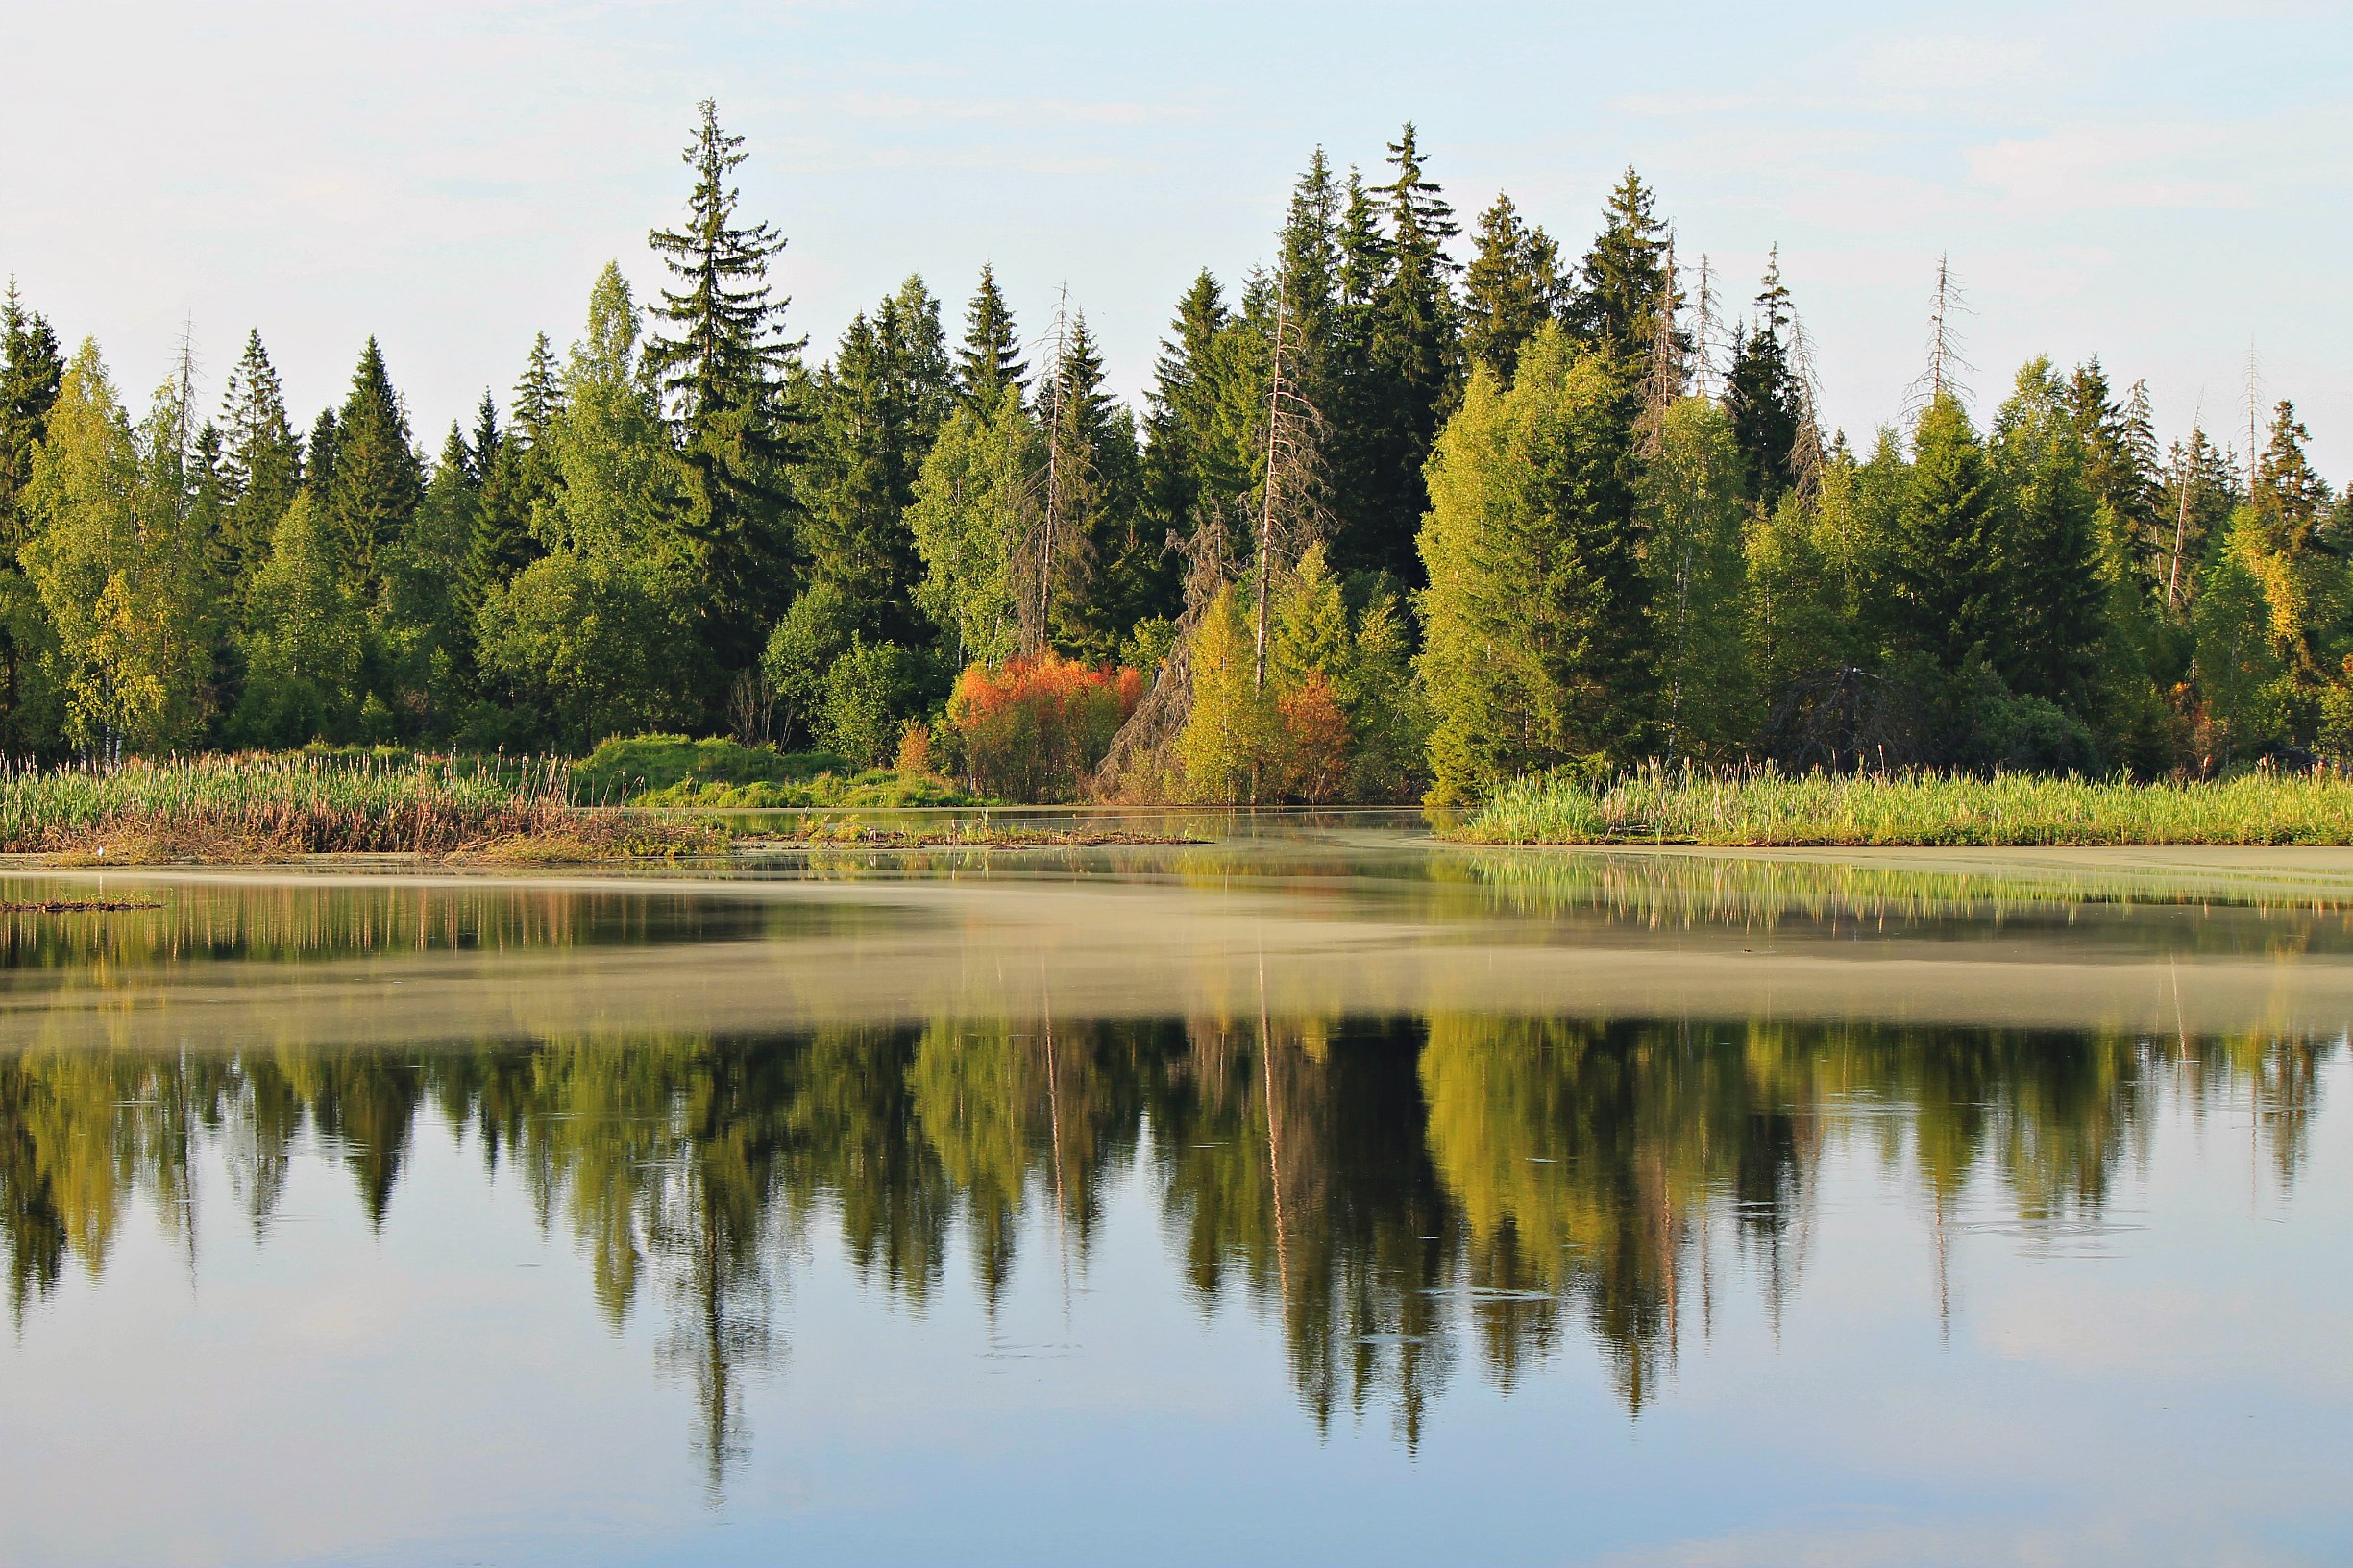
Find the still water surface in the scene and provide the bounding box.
[1,820,2348,1565]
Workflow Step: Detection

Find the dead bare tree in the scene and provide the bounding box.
[1016,286,1092,654]
[1905,253,1975,426]
[1635,236,1687,455]
[1787,313,1831,505]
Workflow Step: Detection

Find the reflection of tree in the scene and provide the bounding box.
[0,1012,2336,1465]
[1152,1015,1459,1445]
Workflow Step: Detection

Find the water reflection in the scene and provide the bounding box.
[0,1011,2327,1493]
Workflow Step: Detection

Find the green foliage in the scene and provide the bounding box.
[19,341,217,751]
[1640,397,1752,759]
[1460,193,1563,385]
[477,550,700,751]
[1416,326,1650,802]
[1722,250,1802,507]
[818,636,930,769]
[233,494,363,746]
[572,733,847,798]
[0,282,66,554]
[760,582,858,747]
[907,385,1040,667]
[321,337,422,588]
[1458,765,2353,847]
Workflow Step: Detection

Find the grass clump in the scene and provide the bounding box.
[571,735,848,801]
[1454,766,2353,847]
[0,753,722,864]
[633,769,980,809]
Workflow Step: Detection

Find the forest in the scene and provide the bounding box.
[0,103,2343,806]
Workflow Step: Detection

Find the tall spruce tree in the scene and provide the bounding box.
[216,330,302,592]
[1352,124,1460,585]
[1990,360,2105,710]
[1,282,66,556]
[1723,249,1804,506]
[1569,168,1675,361]
[646,99,802,678]
[1886,393,2005,678]
[1140,270,1246,566]
[322,338,423,593]
[1461,193,1563,384]
[955,264,1026,411]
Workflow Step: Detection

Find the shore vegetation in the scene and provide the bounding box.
[1454,766,2353,847]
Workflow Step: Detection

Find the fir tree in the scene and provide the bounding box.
[322,337,423,589]
[1569,167,1675,360]
[1140,270,1246,564]
[1886,393,2005,676]
[1357,124,1461,585]
[1990,360,2105,710]
[955,264,1026,410]
[645,99,803,677]
[0,282,66,556]
[1461,193,1563,384]
[1723,249,1803,506]
[215,329,302,591]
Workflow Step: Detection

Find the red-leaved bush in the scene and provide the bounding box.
[947,652,1144,802]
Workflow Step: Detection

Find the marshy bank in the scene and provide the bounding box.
[1452,766,2353,847]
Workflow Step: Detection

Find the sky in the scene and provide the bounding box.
[4,0,2348,475]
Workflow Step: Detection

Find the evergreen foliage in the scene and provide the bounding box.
[1,121,2343,796]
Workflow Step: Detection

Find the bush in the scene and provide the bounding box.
[819,638,931,770]
[947,651,1142,802]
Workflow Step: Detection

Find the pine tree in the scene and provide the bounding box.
[1723,249,1803,506]
[955,264,1026,410]
[1461,193,1563,384]
[1569,168,1675,360]
[322,338,423,590]
[645,99,803,677]
[215,330,302,593]
[1,282,66,557]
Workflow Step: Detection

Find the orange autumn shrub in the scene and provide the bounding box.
[1276,671,1351,804]
[947,651,1144,802]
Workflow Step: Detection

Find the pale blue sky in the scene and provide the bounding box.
[6,0,2347,474]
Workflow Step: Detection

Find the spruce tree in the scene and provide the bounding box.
[1,282,66,557]
[802,306,928,642]
[1049,312,1148,651]
[215,330,302,592]
[1351,124,1461,585]
[1569,168,1675,360]
[955,264,1026,410]
[1461,193,1563,384]
[1140,270,1245,563]
[1417,325,1651,799]
[322,338,423,589]
[1723,249,1804,506]
[1990,360,2104,710]
[1886,393,2005,677]
[1322,170,1391,580]
[305,408,340,502]
[645,99,802,677]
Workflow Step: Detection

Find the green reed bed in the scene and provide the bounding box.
[1454,767,2353,847]
[0,753,721,862]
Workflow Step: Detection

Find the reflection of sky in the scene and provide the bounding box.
[4,1060,2346,1567]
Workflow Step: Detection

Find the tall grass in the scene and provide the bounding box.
[1455,765,2353,847]
[0,753,715,860]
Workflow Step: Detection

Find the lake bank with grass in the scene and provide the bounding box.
[1451,768,2353,847]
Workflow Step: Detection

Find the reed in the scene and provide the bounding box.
[1454,765,2353,847]
[0,753,722,862]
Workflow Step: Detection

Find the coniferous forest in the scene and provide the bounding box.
[1,104,2344,805]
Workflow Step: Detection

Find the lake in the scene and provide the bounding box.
[2,817,2347,1566]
